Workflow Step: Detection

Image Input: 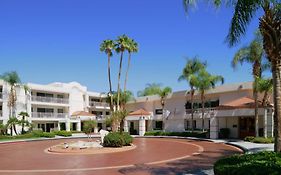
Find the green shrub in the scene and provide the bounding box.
[244,136,255,142]
[103,132,133,147]
[214,151,281,175]
[52,130,72,137]
[122,132,133,146]
[244,136,273,144]
[31,130,55,138]
[144,131,207,138]
[219,128,230,139]
[103,132,124,147]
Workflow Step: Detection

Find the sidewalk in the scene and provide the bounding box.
[225,140,274,153]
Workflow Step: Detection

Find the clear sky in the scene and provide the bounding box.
[0,0,263,95]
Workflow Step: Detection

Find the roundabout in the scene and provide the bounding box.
[0,137,242,175]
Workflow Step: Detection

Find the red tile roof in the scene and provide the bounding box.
[128,108,151,116]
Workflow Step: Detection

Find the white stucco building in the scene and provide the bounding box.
[0,80,274,139]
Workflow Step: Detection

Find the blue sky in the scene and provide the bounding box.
[0,0,264,95]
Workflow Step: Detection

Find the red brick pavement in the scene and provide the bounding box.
[0,138,242,175]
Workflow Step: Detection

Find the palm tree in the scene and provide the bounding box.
[178,57,206,132]
[137,83,162,97]
[100,40,115,111]
[0,123,7,135]
[115,35,130,110]
[18,111,29,134]
[193,69,224,132]
[7,117,19,135]
[157,87,172,121]
[23,84,30,112]
[124,38,138,94]
[0,71,21,117]
[256,77,273,107]
[183,0,281,152]
[232,35,264,137]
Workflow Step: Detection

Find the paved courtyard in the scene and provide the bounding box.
[0,138,242,175]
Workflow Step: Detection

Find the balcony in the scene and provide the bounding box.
[89,101,110,108]
[32,96,69,104]
[32,112,68,119]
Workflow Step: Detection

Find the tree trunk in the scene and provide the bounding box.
[21,116,25,134]
[124,52,131,96]
[117,51,124,111]
[107,54,114,112]
[272,62,281,152]
[201,92,205,132]
[191,88,194,132]
[253,87,259,137]
[13,124,17,135]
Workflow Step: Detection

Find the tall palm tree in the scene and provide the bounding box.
[157,87,172,121]
[123,38,138,94]
[115,35,130,110]
[178,57,206,132]
[183,0,281,152]
[232,36,264,137]
[193,69,224,132]
[100,39,115,111]
[0,71,21,117]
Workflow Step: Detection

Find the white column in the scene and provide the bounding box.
[124,119,128,132]
[77,121,81,132]
[58,122,61,131]
[264,108,267,138]
[267,109,274,137]
[66,120,71,131]
[210,114,218,139]
[139,116,146,136]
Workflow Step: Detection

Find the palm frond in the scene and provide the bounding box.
[226,0,262,46]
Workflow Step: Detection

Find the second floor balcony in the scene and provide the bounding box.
[32,96,69,104]
[89,101,110,108]
[32,112,68,119]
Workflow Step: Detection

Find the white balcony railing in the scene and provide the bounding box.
[31,96,69,104]
[89,101,110,108]
[32,112,68,119]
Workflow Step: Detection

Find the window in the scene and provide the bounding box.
[91,98,100,102]
[57,109,64,113]
[106,111,110,115]
[37,108,54,113]
[154,121,163,130]
[0,106,2,110]
[193,120,196,129]
[155,109,163,115]
[37,92,53,97]
[57,94,64,98]
[184,119,189,130]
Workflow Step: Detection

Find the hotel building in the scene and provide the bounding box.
[0,80,274,139]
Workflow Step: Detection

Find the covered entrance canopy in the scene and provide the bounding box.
[125,108,152,136]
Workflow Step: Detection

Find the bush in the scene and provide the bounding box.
[31,130,55,138]
[103,132,133,147]
[144,131,207,138]
[122,132,133,146]
[52,131,72,137]
[244,136,274,144]
[219,128,230,139]
[214,151,281,175]
[244,136,255,142]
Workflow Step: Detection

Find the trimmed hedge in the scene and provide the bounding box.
[244,136,274,144]
[144,131,207,138]
[214,151,281,175]
[103,132,133,147]
[52,131,72,137]
[0,130,55,140]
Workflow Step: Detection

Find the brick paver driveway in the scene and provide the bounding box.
[0,138,242,175]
